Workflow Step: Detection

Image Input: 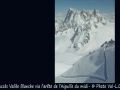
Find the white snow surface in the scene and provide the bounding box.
[55,8,115,83]
[55,45,115,83]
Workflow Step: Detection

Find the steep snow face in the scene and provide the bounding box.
[55,8,115,53]
[63,9,106,28]
[55,8,115,81]
[55,41,115,83]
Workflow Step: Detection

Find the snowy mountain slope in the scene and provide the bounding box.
[55,8,114,52]
[55,41,115,83]
[55,8,115,83]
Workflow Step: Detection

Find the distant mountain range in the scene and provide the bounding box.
[55,8,115,51]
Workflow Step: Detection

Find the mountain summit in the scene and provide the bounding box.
[55,8,114,52]
[63,8,106,28]
[55,7,115,83]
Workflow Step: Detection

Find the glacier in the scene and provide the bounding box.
[55,8,115,83]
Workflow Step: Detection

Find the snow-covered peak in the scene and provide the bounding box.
[63,8,106,28]
[55,8,115,83]
[68,8,75,12]
[55,8,114,51]
[55,8,108,34]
